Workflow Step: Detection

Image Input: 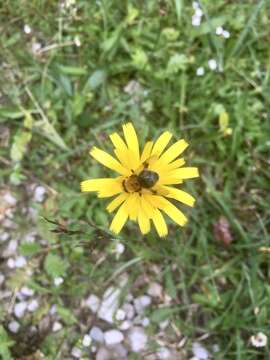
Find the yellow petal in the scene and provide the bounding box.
[138,208,151,234]
[169,167,199,180]
[140,194,155,218]
[122,123,140,161]
[167,158,185,170]
[151,131,172,157]
[110,132,127,152]
[152,209,168,237]
[150,158,185,173]
[109,202,129,234]
[90,147,129,176]
[97,185,123,198]
[158,176,183,185]
[126,193,140,221]
[162,186,196,207]
[145,194,187,226]
[107,193,128,213]
[81,178,118,192]
[159,139,188,164]
[141,141,153,163]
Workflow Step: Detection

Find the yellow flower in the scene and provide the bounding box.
[81,123,199,237]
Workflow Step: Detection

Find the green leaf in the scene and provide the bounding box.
[85,70,106,91]
[57,306,77,325]
[150,307,177,323]
[19,241,42,256]
[0,107,24,121]
[44,253,68,278]
[0,326,14,360]
[165,270,177,300]
[58,65,88,76]
[10,130,32,162]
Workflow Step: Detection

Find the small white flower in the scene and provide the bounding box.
[196,67,205,76]
[115,243,125,255]
[216,26,223,35]
[54,277,64,286]
[24,24,32,34]
[250,332,268,348]
[208,59,218,71]
[222,30,230,39]
[195,8,203,17]
[192,15,201,27]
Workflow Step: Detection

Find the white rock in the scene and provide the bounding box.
[3,192,17,206]
[3,239,18,257]
[96,347,110,360]
[90,326,104,343]
[147,282,163,298]
[8,320,20,333]
[82,334,92,347]
[7,258,15,269]
[141,317,150,327]
[112,344,128,357]
[134,295,151,314]
[104,329,124,345]
[98,286,121,323]
[159,320,169,330]
[52,321,63,332]
[50,304,57,315]
[0,232,9,242]
[123,303,135,320]
[27,299,39,312]
[127,326,148,353]
[54,277,64,286]
[126,293,134,302]
[157,347,172,359]
[34,186,46,202]
[195,8,203,17]
[14,302,27,318]
[192,342,209,360]
[0,273,4,285]
[119,320,132,331]
[115,308,126,321]
[21,286,34,297]
[192,15,201,27]
[71,347,81,358]
[15,256,27,268]
[85,294,100,313]
[222,30,230,39]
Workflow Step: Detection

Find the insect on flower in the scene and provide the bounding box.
[81,123,199,236]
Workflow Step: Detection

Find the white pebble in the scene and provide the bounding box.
[104,329,124,345]
[3,192,17,206]
[71,347,82,359]
[159,320,169,330]
[128,327,148,353]
[196,67,205,76]
[90,326,104,343]
[147,282,163,298]
[157,347,172,359]
[8,320,20,333]
[208,59,217,70]
[14,302,27,318]
[98,286,121,323]
[141,317,150,327]
[250,332,268,348]
[85,294,100,313]
[34,186,46,202]
[134,295,152,314]
[0,232,9,242]
[54,277,64,286]
[119,320,132,331]
[27,299,39,312]
[21,286,34,297]
[216,26,223,35]
[115,309,126,321]
[15,256,27,268]
[3,239,18,258]
[123,303,135,320]
[82,334,92,347]
[52,321,63,332]
[192,342,209,360]
[195,8,203,17]
[24,24,32,34]
[7,258,15,269]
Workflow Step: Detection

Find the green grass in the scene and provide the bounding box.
[0,0,270,358]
